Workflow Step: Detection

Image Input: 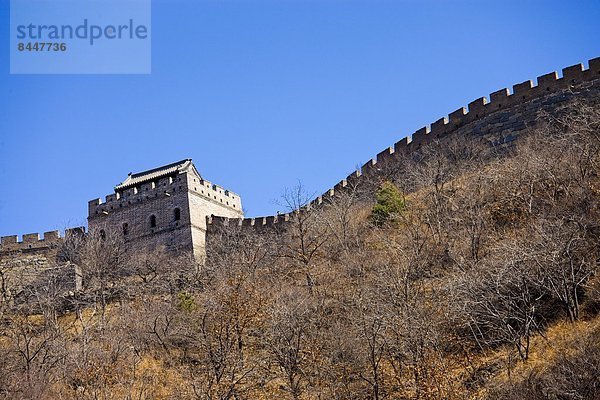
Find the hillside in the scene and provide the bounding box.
[1,102,600,399]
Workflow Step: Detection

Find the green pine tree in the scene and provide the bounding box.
[371,181,405,226]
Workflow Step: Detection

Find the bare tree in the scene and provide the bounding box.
[277,183,330,294]
[1,313,65,398]
[60,226,128,323]
[266,288,317,399]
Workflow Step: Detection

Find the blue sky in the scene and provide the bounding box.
[1,0,599,238]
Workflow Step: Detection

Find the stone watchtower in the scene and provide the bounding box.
[87,159,243,259]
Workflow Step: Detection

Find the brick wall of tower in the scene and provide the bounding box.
[88,173,194,253]
[185,173,244,258]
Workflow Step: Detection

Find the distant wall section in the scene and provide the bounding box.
[207,58,600,232]
[0,228,84,305]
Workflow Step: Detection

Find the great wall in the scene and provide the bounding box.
[1,57,599,297]
[206,57,600,230]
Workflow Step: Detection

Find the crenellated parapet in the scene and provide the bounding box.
[88,174,241,218]
[206,171,361,231]
[89,173,186,217]
[0,227,86,307]
[207,213,292,229]
[207,57,600,233]
[365,58,600,163]
[0,227,85,253]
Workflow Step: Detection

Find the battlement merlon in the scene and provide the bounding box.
[0,227,85,252]
[395,58,600,150]
[190,176,242,198]
[207,214,291,229]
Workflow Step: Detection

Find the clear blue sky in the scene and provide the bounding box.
[1,0,599,238]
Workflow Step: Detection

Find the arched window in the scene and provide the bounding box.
[150,215,157,228]
[174,208,181,221]
[122,223,129,235]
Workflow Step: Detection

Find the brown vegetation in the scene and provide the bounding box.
[1,102,599,399]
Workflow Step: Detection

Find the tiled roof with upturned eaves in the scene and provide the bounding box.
[115,159,199,191]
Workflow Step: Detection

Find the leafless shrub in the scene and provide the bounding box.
[486,321,600,400]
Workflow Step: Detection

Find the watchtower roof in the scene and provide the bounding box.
[115,159,200,191]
